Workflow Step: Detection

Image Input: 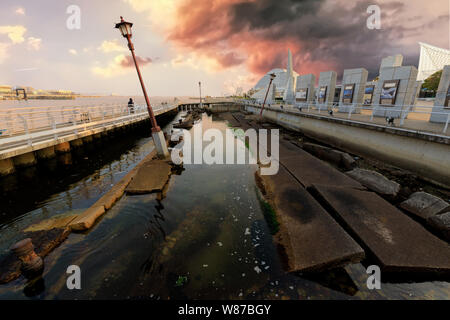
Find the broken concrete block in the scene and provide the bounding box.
[23,214,78,232]
[313,184,450,274]
[427,212,450,242]
[346,168,400,197]
[258,167,364,272]
[126,160,171,194]
[302,143,356,170]
[69,206,106,231]
[400,192,450,220]
[340,153,357,170]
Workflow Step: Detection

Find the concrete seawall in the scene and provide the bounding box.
[245,105,450,188]
[0,110,178,177]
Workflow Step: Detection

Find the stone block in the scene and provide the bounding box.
[346,168,400,197]
[400,192,450,220]
[427,212,450,242]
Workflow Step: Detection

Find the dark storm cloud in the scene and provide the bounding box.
[227,0,407,79]
[169,0,446,80]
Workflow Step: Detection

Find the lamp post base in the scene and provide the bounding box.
[152,130,169,158]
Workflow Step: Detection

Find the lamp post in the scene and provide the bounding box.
[259,73,276,118]
[115,16,169,157]
[199,81,202,109]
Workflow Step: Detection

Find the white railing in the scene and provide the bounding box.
[234,98,450,135]
[0,103,179,152]
[0,103,174,139]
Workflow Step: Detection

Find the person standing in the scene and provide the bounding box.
[128,98,135,114]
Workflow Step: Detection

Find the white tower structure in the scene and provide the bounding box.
[283,49,295,103]
[417,42,450,81]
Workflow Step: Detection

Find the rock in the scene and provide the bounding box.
[427,212,450,242]
[302,143,356,170]
[340,153,357,170]
[400,192,450,220]
[346,168,400,197]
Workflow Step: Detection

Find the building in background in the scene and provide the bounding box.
[417,42,450,82]
[250,49,299,103]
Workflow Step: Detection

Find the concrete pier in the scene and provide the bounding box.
[36,146,56,160]
[13,152,37,168]
[82,136,93,144]
[55,142,71,154]
[0,158,15,176]
[70,138,83,148]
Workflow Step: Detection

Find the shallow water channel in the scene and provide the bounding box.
[0,113,449,299]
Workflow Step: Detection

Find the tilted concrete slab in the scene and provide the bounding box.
[125,160,171,194]
[312,184,450,273]
[260,166,365,272]
[279,141,364,190]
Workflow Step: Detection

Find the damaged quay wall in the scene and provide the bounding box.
[245,105,450,188]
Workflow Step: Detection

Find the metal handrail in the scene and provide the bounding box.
[0,103,174,140]
[235,98,450,134]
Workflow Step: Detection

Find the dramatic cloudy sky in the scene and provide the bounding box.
[0,0,448,96]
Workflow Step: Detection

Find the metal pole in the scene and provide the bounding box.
[199,81,203,108]
[126,34,161,133]
[259,78,274,117]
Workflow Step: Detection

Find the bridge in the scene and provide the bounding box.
[0,103,178,175]
[0,97,240,176]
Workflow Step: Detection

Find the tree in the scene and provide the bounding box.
[421,70,442,94]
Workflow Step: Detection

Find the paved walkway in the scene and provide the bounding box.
[271,104,449,137]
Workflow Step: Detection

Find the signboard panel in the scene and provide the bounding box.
[296,88,308,102]
[342,84,355,104]
[318,86,327,103]
[380,80,400,105]
[363,85,375,105]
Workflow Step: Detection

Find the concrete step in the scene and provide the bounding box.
[312,184,450,274]
[259,166,365,272]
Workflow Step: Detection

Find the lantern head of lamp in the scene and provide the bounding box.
[269,73,276,81]
[115,16,133,38]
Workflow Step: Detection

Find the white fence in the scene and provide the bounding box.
[235,99,450,134]
[0,104,150,138]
